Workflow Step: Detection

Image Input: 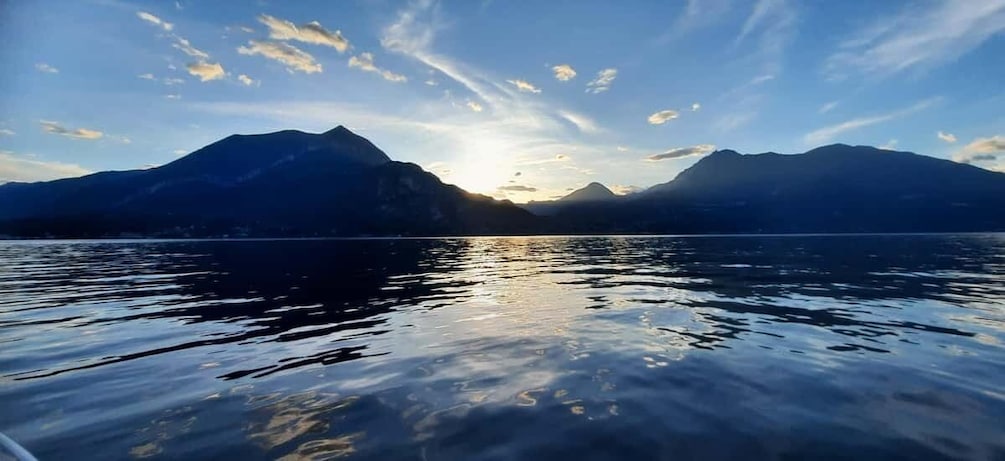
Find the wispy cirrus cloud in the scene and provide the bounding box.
[137,11,173,32]
[819,101,839,114]
[466,101,483,112]
[173,37,209,59]
[937,131,957,143]
[0,151,91,183]
[647,110,679,125]
[825,0,1005,79]
[506,79,541,93]
[803,98,939,145]
[0,129,15,137]
[348,52,407,82]
[39,121,103,140]
[238,40,322,74]
[258,14,350,52]
[646,144,716,161]
[734,0,797,75]
[586,68,617,93]
[552,64,576,81]
[558,110,599,133]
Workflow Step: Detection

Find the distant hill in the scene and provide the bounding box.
[0,126,537,237]
[2,135,1003,238]
[521,182,620,216]
[541,144,1005,234]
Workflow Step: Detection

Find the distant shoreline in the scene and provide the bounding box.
[2,231,1003,243]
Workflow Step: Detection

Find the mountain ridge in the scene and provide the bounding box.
[2,131,1003,237]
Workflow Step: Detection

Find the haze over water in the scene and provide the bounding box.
[1,235,1003,460]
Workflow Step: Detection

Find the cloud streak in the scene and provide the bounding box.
[825,0,1005,78]
[258,14,350,52]
[646,144,716,161]
[803,98,938,145]
[39,121,103,140]
[506,79,541,93]
[348,52,407,82]
[0,151,91,183]
[238,40,322,74]
[586,68,617,93]
[137,11,173,32]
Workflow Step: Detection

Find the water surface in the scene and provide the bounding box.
[1,235,1004,460]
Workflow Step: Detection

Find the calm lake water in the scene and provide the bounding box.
[1,235,1003,460]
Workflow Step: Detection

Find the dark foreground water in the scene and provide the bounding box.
[1,235,1003,460]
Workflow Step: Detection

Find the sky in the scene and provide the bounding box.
[1,0,1004,202]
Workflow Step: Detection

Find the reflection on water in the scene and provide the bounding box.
[1,235,1003,460]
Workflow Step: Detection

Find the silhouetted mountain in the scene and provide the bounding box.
[3,138,1003,238]
[543,144,1005,233]
[0,126,537,237]
[561,182,616,202]
[521,182,620,216]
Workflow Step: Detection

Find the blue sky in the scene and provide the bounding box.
[1,0,1003,201]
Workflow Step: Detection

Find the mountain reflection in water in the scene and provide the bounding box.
[1,235,1003,460]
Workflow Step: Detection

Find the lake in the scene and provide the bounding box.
[1,235,1003,460]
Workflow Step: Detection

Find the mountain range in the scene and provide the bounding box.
[1,126,1003,237]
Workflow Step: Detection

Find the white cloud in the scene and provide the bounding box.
[506,79,541,93]
[348,52,408,82]
[35,63,58,74]
[558,110,599,133]
[258,14,350,52]
[238,74,258,86]
[647,110,679,125]
[552,64,577,81]
[186,61,225,82]
[240,26,255,33]
[880,139,899,150]
[610,184,642,195]
[616,146,629,152]
[937,131,957,143]
[165,94,181,100]
[0,129,15,137]
[466,101,483,112]
[647,144,716,161]
[803,98,938,145]
[586,68,617,93]
[691,103,701,112]
[819,101,839,114]
[39,120,103,140]
[497,184,537,192]
[172,37,210,59]
[163,77,185,86]
[424,79,437,86]
[238,40,322,74]
[825,0,1005,78]
[137,11,173,32]
[952,135,1005,164]
[138,73,155,80]
[0,151,91,183]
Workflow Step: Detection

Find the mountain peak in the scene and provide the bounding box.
[322,125,354,137]
[560,182,616,202]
